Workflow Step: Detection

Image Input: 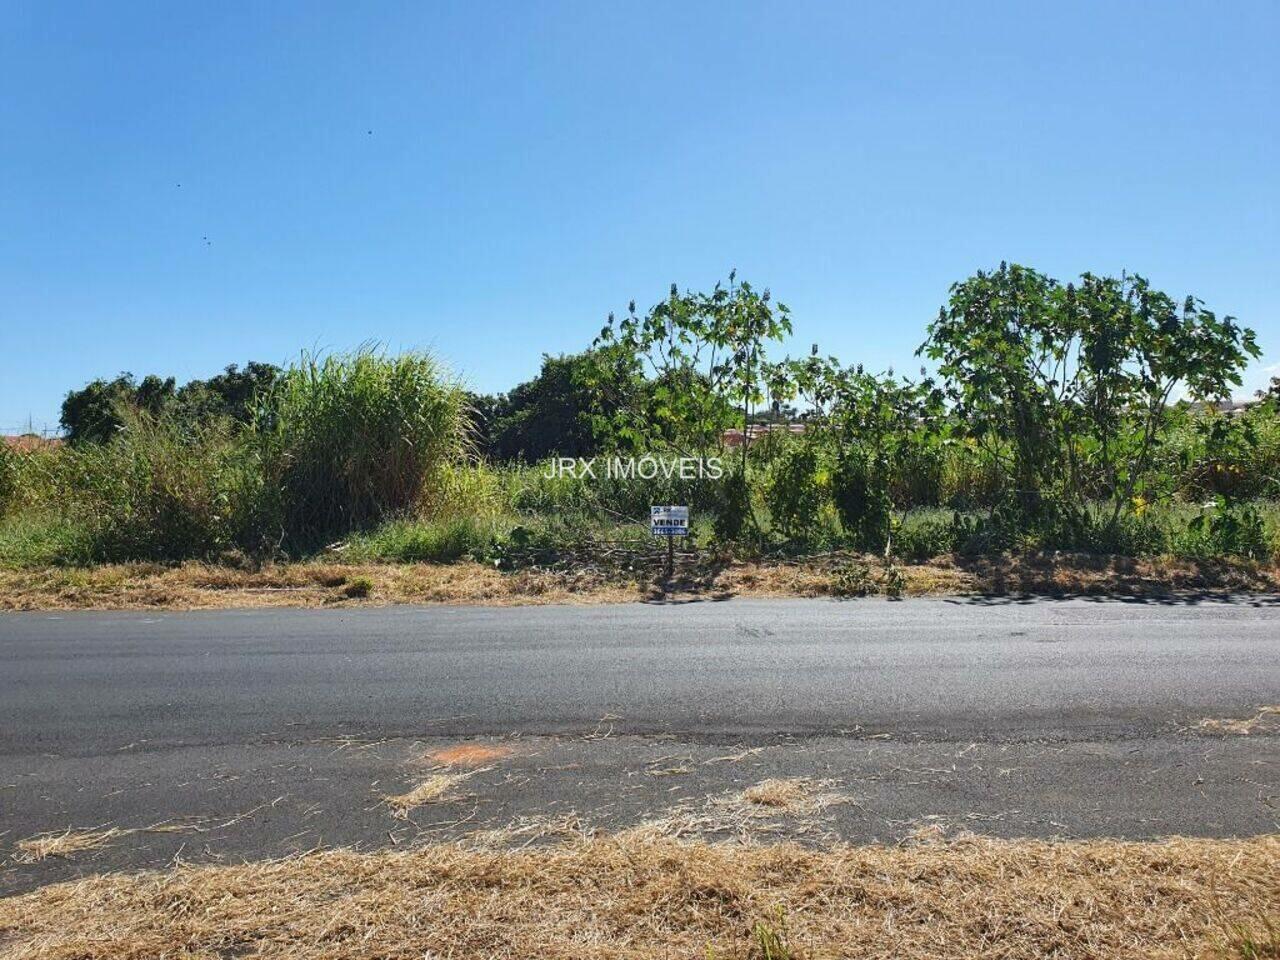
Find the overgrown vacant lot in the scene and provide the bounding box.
[6,269,1280,606]
[1,834,1276,959]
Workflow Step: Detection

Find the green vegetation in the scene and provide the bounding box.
[59,362,279,444]
[255,349,466,548]
[4,266,1280,575]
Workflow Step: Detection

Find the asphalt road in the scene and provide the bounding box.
[2,597,1278,892]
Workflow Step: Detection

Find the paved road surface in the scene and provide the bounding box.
[2,597,1277,892]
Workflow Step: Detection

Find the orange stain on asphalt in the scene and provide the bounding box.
[427,744,515,767]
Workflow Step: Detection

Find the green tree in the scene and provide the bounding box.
[825,367,944,550]
[62,363,279,443]
[479,350,642,462]
[919,263,1258,524]
[1067,273,1258,524]
[61,373,176,444]
[174,362,280,426]
[591,272,792,459]
[917,263,1063,517]
[590,274,792,541]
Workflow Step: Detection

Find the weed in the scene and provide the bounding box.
[752,907,794,960]
[1222,917,1279,959]
[830,560,873,597]
[882,559,906,597]
[343,576,374,599]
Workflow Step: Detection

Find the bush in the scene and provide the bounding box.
[1174,497,1272,561]
[893,510,957,562]
[711,464,751,542]
[1030,504,1170,556]
[343,576,374,598]
[765,443,824,542]
[0,511,97,567]
[890,443,945,508]
[255,348,467,547]
[421,462,507,521]
[832,448,891,552]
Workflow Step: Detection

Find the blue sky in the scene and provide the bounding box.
[2,0,1277,433]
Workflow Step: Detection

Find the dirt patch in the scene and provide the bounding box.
[0,834,1274,959]
[1,553,1276,611]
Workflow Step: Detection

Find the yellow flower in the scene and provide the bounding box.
[1132,495,1149,517]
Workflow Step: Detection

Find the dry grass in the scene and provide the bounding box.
[626,778,849,843]
[12,828,122,864]
[0,834,1276,959]
[463,813,591,849]
[1200,705,1280,736]
[2,552,1276,611]
[382,770,479,818]
[0,561,641,611]
[738,777,840,814]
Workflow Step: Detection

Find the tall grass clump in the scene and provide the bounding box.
[5,414,257,563]
[0,442,17,516]
[420,461,508,521]
[255,348,467,547]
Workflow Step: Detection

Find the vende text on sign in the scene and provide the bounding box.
[650,505,689,536]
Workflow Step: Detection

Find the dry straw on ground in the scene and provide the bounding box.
[0,834,1276,959]
[382,770,480,818]
[11,828,122,864]
[1200,705,1280,736]
[624,778,850,843]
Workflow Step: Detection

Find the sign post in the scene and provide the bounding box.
[650,505,689,580]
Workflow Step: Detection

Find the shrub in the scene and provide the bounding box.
[830,559,874,597]
[255,348,467,547]
[938,441,1005,510]
[891,443,945,508]
[710,464,751,542]
[0,511,97,567]
[343,576,374,598]
[1020,503,1169,556]
[832,448,891,552]
[893,510,957,562]
[420,462,507,521]
[764,443,824,542]
[1175,497,1272,561]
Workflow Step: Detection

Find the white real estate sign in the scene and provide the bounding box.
[650,505,689,537]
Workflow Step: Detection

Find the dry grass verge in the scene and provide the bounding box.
[0,834,1276,959]
[2,552,1276,611]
